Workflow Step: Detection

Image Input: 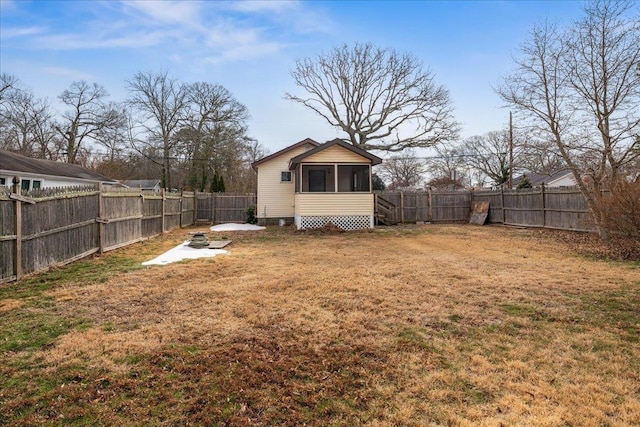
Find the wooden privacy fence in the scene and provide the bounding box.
[375,186,595,232]
[0,185,255,283]
[1,183,594,283]
[194,193,256,224]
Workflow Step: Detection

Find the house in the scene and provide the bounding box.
[513,169,577,188]
[0,149,118,190]
[122,179,162,193]
[252,138,382,230]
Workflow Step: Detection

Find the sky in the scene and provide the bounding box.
[0,0,588,156]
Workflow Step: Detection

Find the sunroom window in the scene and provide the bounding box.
[299,164,370,193]
[301,165,334,192]
[338,165,370,192]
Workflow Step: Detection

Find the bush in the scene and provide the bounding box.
[245,206,257,224]
[598,180,640,238]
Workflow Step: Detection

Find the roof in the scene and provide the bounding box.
[513,169,574,187]
[0,150,117,183]
[122,179,161,189]
[251,138,320,169]
[288,138,383,170]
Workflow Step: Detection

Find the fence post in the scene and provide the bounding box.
[400,191,405,224]
[179,191,183,229]
[500,186,506,224]
[541,183,546,228]
[12,177,22,280]
[98,183,104,254]
[211,193,216,225]
[161,188,166,233]
[193,192,199,225]
[428,187,433,223]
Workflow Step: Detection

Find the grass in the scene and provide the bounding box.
[0,224,639,426]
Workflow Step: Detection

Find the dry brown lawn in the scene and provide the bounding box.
[1,224,639,426]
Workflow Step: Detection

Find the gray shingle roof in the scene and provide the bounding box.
[0,150,116,183]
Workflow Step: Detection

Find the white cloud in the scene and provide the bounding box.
[120,0,203,25]
[32,30,166,50]
[230,1,299,14]
[42,66,95,81]
[1,26,44,39]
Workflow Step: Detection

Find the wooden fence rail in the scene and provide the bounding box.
[0,185,254,284]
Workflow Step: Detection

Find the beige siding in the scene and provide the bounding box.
[295,193,373,216]
[256,145,311,219]
[303,145,370,163]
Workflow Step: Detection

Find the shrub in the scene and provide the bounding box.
[245,205,257,224]
[598,180,640,238]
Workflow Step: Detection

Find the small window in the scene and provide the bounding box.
[281,171,292,182]
[0,178,5,185]
[32,180,41,190]
[21,179,30,191]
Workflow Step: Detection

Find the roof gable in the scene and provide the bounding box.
[251,138,320,169]
[0,150,116,183]
[288,139,382,170]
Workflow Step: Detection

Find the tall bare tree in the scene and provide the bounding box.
[56,81,124,164]
[497,0,640,236]
[180,82,250,191]
[0,90,52,156]
[286,43,459,152]
[127,71,188,189]
[0,77,58,159]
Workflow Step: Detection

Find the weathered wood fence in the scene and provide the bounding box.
[1,183,596,283]
[375,186,594,232]
[0,184,255,283]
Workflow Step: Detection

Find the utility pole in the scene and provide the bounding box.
[509,111,514,189]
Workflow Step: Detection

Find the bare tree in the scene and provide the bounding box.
[92,103,129,162]
[462,130,523,186]
[127,71,189,189]
[565,0,640,184]
[425,144,473,188]
[180,82,250,191]
[0,73,20,107]
[517,131,566,176]
[497,0,640,236]
[0,78,58,159]
[286,43,459,152]
[378,150,425,189]
[56,81,124,164]
[0,90,51,156]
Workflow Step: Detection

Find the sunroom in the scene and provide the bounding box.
[288,139,382,230]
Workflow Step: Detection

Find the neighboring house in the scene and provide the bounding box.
[252,138,382,230]
[122,179,162,192]
[513,169,576,188]
[0,149,118,190]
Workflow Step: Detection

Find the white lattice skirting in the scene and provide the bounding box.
[296,215,374,230]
